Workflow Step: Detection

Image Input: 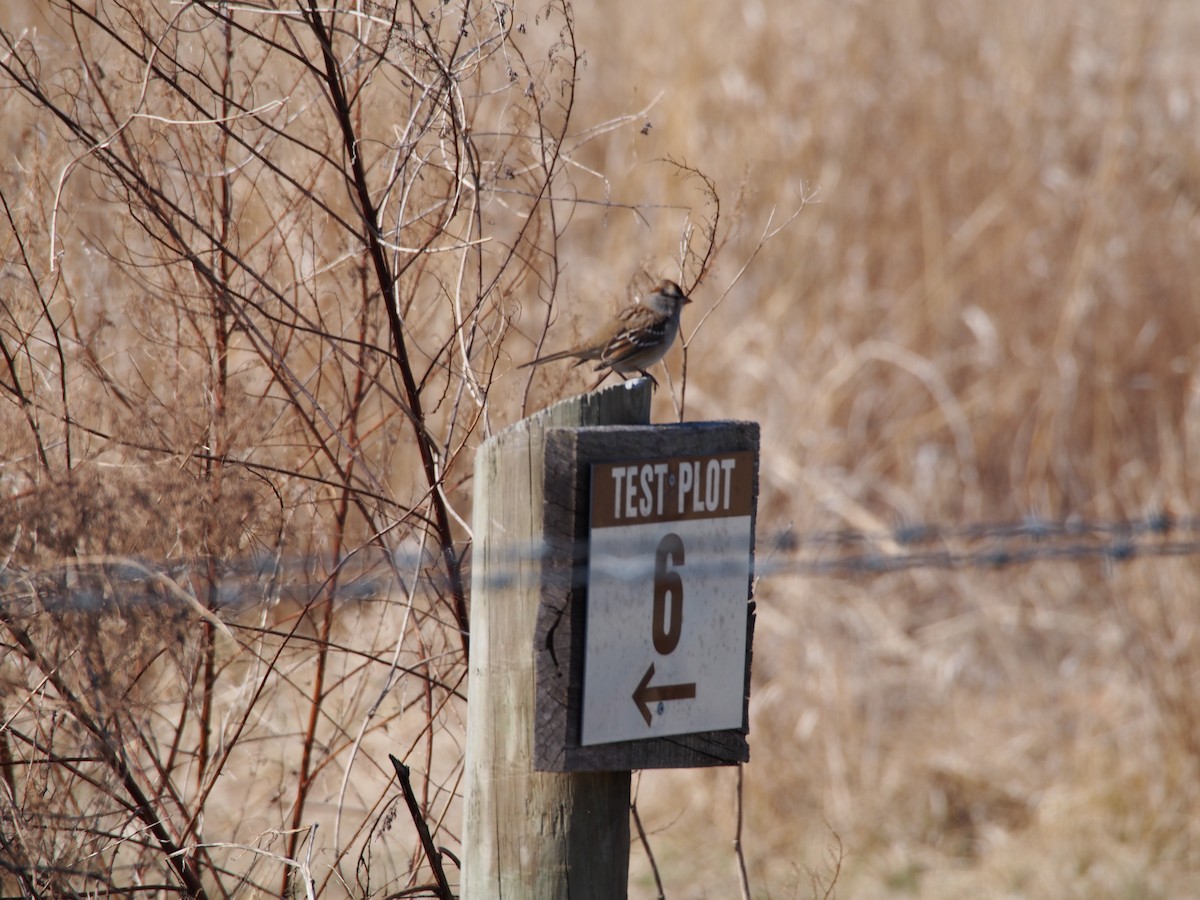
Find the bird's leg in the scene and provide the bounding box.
[615,369,658,389]
[587,369,612,392]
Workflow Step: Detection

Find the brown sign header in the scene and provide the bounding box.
[590,451,755,528]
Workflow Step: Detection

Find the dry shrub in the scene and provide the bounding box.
[0,0,578,895]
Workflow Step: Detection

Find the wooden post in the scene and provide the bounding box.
[462,381,651,899]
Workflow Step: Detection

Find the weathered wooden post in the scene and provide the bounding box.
[463,383,649,898]
[463,379,759,898]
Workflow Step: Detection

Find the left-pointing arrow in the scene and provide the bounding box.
[633,663,697,726]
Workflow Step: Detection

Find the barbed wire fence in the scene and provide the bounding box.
[6,511,1199,614]
[767,509,1200,577]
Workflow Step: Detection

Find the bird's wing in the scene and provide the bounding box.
[599,311,668,367]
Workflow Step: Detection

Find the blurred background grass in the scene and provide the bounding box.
[547,0,1200,896]
[6,0,1200,895]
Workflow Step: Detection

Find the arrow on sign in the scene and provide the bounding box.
[633,663,697,726]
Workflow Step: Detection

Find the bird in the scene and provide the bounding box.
[519,280,692,386]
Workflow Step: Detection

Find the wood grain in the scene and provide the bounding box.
[461,381,651,899]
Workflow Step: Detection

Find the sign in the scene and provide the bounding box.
[534,421,758,771]
[581,451,755,745]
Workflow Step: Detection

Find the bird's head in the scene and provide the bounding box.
[647,280,692,315]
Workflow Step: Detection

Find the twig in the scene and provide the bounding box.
[734,764,751,900]
[631,798,666,900]
[389,754,454,900]
[302,824,318,900]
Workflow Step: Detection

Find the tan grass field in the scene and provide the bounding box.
[568,0,1200,896]
[4,0,1200,896]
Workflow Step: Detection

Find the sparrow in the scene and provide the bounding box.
[520,280,691,385]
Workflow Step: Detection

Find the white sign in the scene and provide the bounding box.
[580,452,754,746]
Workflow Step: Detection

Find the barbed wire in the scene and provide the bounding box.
[780,510,1181,547]
[4,512,1199,613]
[767,510,1200,577]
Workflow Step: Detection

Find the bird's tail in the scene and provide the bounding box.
[518,348,589,369]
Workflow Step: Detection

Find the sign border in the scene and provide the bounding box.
[534,421,759,772]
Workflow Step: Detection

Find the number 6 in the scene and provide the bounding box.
[653,533,685,654]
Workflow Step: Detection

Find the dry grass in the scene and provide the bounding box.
[5,0,1200,896]
[558,0,1200,896]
